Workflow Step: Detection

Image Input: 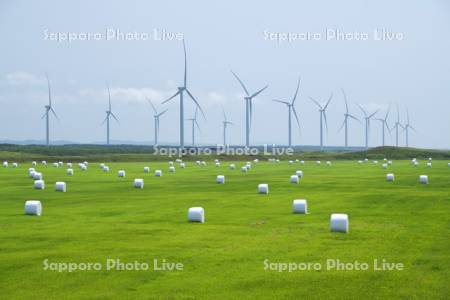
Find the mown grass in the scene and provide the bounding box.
[0,159,449,299]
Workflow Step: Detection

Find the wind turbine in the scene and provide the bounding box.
[309,94,333,151]
[357,104,379,150]
[338,89,360,149]
[403,108,416,147]
[392,103,403,147]
[222,106,233,146]
[42,73,59,146]
[272,77,301,147]
[162,40,205,148]
[230,70,268,148]
[374,104,391,147]
[147,98,168,146]
[186,107,201,146]
[102,82,119,145]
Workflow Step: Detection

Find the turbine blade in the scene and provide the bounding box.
[46,73,52,107]
[161,90,181,104]
[222,105,227,121]
[195,119,201,132]
[147,98,157,114]
[230,70,249,96]
[249,99,253,131]
[41,111,47,119]
[324,93,333,110]
[185,89,206,120]
[369,109,379,119]
[292,106,301,129]
[111,112,119,123]
[337,119,346,133]
[385,103,391,121]
[50,108,59,121]
[357,104,367,117]
[348,114,361,123]
[323,111,329,133]
[406,107,410,124]
[250,85,268,98]
[291,76,301,104]
[309,97,322,109]
[101,116,108,126]
[157,109,168,117]
[183,39,187,87]
[106,81,111,111]
[410,125,417,133]
[272,99,289,105]
[341,89,348,113]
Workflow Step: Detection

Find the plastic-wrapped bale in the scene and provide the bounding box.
[229,164,236,170]
[258,183,269,194]
[118,170,126,177]
[34,180,45,190]
[373,160,378,164]
[12,162,18,168]
[216,175,225,184]
[383,158,387,161]
[295,159,299,163]
[83,161,89,166]
[386,173,395,182]
[180,163,186,168]
[99,163,105,169]
[428,157,432,161]
[25,200,42,216]
[81,164,87,171]
[196,160,201,165]
[215,162,220,167]
[33,172,43,180]
[67,168,74,176]
[67,163,72,168]
[188,207,205,223]
[55,182,67,192]
[316,161,321,165]
[253,159,259,163]
[300,160,305,165]
[290,175,299,184]
[169,166,176,173]
[201,161,207,166]
[413,161,419,167]
[419,175,428,184]
[330,214,349,233]
[28,168,36,177]
[296,170,303,178]
[241,166,247,173]
[245,164,251,171]
[426,162,432,168]
[32,161,37,167]
[292,199,307,214]
[382,163,388,169]
[3,161,8,168]
[53,162,59,168]
[288,160,293,165]
[448,162,450,168]
[214,159,219,163]
[364,158,368,162]
[155,170,162,177]
[58,161,63,167]
[168,161,174,167]
[276,159,280,163]
[176,159,182,163]
[134,179,144,189]
[358,160,363,164]
[103,166,110,172]
[326,161,332,166]
[144,166,150,173]
[388,160,392,165]
[41,160,47,166]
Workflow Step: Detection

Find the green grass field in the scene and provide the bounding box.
[0,159,449,299]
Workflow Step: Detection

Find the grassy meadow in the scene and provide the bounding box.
[0,159,449,299]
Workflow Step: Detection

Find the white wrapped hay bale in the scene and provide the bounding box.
[253,159,259,163]
[67,168,74,176]
[188,207,205,223]
[196,160,201,165]
[245,164,251,171]
[296,170,303,178]
[169,166,176,173]
[169,161,174,167]
[448,162,450,168]
[364,158,368,162]
[55,182,67,192]
[288,160,293,165]
[118,170,126,177]
[419,175,428,184]
[12,162,18,168]
[99,163,105,169]
[53,162,59,168]
[373,160,378,164]
[215,162,221,167]
[241,166,247,173]
[214,159,219,163]
[258,183,269,194]
[388,160,392,165]
[34,180,45,190]
[428,157,432,161]
[426,162,432,168]
[290,175,299,184]
[33,172,43,180]
[413,161,419,167]
[41,160,47,166]
[32,161,37,167]
[28,168,36,177]
[358,160,363,164]
[216,175,225,184]
[300,160,305,165]
[180,162,186,168]
[134,178,144,189]
[382,163,388,169]
[383,158,387,161]
[330,214,349,233]
[83,161,89,166]
[67,163,72,168]
[3,161,8,168]
[326,161,332,166]
[103,166,110,172]
[24,200,42,216]
[144,166,150,173]
[316,161,321,165]
[276,159,280,163]
[155,170,162,177]
[176,159,182,163]
[229,164,236,170]
[81,164,87,171]
[292,199,307,214]
[58,161,63,167]
[201,161,207,166]
[386,173,395,182]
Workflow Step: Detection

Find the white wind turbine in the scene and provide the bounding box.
[230,71,268,148]
[338,89,360,149]
[403,108,416,147]
[309,94,333,151]
[147,98,168,146]
[357,104,379,150]
[162,40,205,148]
[272,77,301,147]
[222,106,233,146]
[374,104,391,147]
[392,103,403,147]
[102,82,119,145]
[42,73,59,146]
[186,107,201,146]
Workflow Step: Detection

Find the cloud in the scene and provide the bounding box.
[78,86,171,105]
[3,71,46,86]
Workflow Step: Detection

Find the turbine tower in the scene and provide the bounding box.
[162,40,205,148]
[338,89,359,149]
[230,70,268,148]
[102,82,119,145]
[357,104,379,150]
[42,73,59,146]
[374,104,391,147]
[309,94,333,151]
[403,108,416,147]
[392,103,403,147]
[272,77,301,147]
[147,98,168,146]
[222,106,233,146]
[186,107,200,146]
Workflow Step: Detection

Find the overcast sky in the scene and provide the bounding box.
[1,0,449,149]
